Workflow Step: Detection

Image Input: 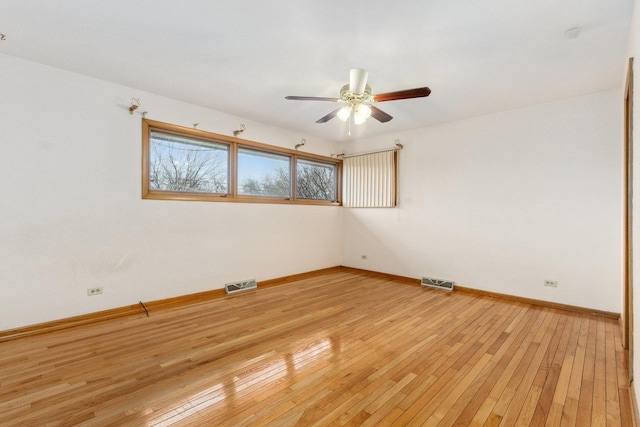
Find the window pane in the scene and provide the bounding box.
[150,132,229,193]
[296,158,337,201]
[238,148,291,197]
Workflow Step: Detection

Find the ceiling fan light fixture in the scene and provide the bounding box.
[285,68,430,128]
[353,104,372,124]
[337,105,352,121]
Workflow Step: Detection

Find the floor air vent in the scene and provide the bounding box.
[421,276,454,291]
[225,279,257,294]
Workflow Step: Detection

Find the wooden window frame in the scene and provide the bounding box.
[142,119,342,206]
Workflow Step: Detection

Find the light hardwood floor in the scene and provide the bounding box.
[0,269,634,426]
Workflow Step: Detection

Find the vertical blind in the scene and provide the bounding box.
[343,150,397,207]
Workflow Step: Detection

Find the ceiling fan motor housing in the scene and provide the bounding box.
[340,84,373,106]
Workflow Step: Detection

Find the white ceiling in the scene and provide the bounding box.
[0,0,634,142]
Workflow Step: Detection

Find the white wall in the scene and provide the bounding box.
[0,50,625,330]
[0,53,342,330]
[342,90,623,313]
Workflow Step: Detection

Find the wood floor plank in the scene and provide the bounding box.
[592,320,608,426]
[481,309,558,423]
[531,313,576,425]
[450,305,534,425]
[0,270,633,426]
[559,315,590,426]
[606,320,623,427]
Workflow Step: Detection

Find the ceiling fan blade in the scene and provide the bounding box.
[316,108,340,123]
[370,105,393,123]
[374,87,431,102]
[285,96,340,101]
[349,68,369,94]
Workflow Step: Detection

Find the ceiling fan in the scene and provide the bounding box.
[285,68,431,125]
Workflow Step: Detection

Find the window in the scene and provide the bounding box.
[296,158,337,201]
[142,119,341,205]
[149,131,229,194]
[238,148,291,198]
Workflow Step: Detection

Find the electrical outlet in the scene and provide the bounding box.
[87,287,103,296]
[544,280,558,288]
[361,255,367,260]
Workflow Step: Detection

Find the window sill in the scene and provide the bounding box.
[142,191,341,206]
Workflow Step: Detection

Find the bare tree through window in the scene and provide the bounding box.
[238,148,291,198]
[239,161,335,200]
[296,160,336,200]
[150,133,228,194]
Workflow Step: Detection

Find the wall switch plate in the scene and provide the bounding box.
[87,287,103,296]
[544,280,558,288]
